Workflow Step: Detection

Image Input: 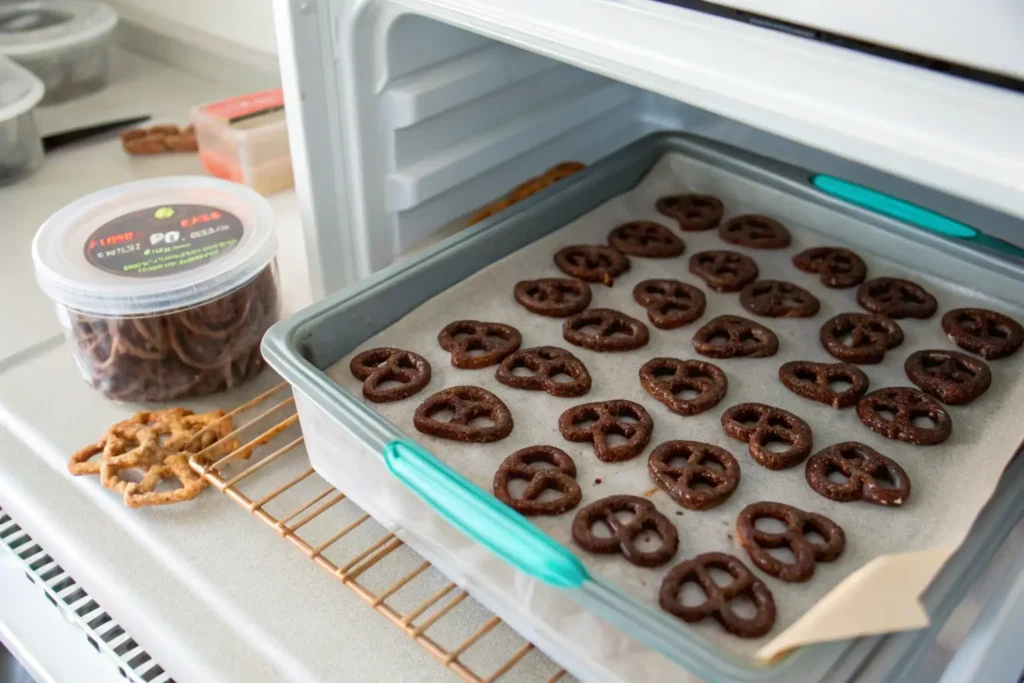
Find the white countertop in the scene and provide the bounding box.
[0,48,549,683]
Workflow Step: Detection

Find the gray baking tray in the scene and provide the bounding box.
[263,132,1024,682]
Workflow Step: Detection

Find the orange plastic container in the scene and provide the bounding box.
[191,89,294,195]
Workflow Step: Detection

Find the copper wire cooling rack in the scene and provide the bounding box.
[188,382,571,683]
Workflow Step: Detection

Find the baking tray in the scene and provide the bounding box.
[263,132,1024,682]
[320,139,1024,662]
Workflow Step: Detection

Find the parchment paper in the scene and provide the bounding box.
[326,152,1024,660]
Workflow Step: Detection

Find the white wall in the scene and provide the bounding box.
[103,0,278,57]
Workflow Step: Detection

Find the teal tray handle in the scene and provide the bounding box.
[811,174,1024,261]
[383,439,588,589]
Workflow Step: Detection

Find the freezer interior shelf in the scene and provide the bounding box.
[188,382,569,683]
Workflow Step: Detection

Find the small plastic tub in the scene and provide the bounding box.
[0,1,117,105]
[32,177,280,403]
[0,55,44,184]
[191,89,294,195]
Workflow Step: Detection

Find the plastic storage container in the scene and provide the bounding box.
[191,90,294,195]
[0,54,43,184]
[0,0,116,105]
[32,176,280,403]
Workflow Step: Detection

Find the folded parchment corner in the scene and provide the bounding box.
[757,547,957,661]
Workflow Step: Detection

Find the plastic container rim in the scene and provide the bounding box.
[31,175,278,317]
[0,55,43,120]
[0,0,117,58]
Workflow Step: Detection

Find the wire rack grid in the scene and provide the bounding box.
[187,382,572,683]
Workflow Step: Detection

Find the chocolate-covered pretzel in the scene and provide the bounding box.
[905,349,991,405]
[805,442,910,506]
[819,312,904,364]
[493,446,582,516]
[648,441,740,510]
[563,308,650,352]
[721,403,812,470]
[495,346,591,398]
[413,386,513,442]
[513,278,592,317]
[639,357,727,416]
[778,360,869,409]
[572,495,679,567]
[856,387,952,446]
[608,221,685,258]
[559,400,653,462]
[740,280,820,318]
[632,279,706,329]
[792,246,867,288]
[736,502,845,582]
[719,215,791,249]
[437,320,522,369]
[70,266,277,402]
[692,315,779,359]
[349,348,432,402]
[942,307,1024,360]
[688,250,759,293]
[553,244,629,286]
[857,277,937,319]
[659,553,776,638]
[655,194,724,231]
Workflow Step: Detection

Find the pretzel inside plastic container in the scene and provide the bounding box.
[32,176,280,402]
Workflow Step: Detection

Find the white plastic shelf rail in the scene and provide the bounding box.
[277,0,1024,299]
[389,0,1024,218]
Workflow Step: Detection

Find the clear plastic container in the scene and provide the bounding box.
[0,55,43,184]
[0,1,117,105]
[191,90,294,195]
[32,176,280,403]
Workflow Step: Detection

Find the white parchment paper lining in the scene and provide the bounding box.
[327,152,1024,661]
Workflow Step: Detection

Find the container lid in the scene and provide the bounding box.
[32,176,277,317]
[0,54,42,120]
[0,1,117,58]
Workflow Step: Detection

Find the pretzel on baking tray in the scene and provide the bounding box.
[467,161,586,226]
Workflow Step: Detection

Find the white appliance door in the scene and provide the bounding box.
[699,0,1024,79]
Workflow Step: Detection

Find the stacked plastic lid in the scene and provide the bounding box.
[32,176,278,317]
[0,54,43,183]
[0,53,42,121]
[0,0,117,103]
[0,0,116,58]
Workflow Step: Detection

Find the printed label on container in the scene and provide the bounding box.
[84,204,244,278]
[202,89,284,123]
